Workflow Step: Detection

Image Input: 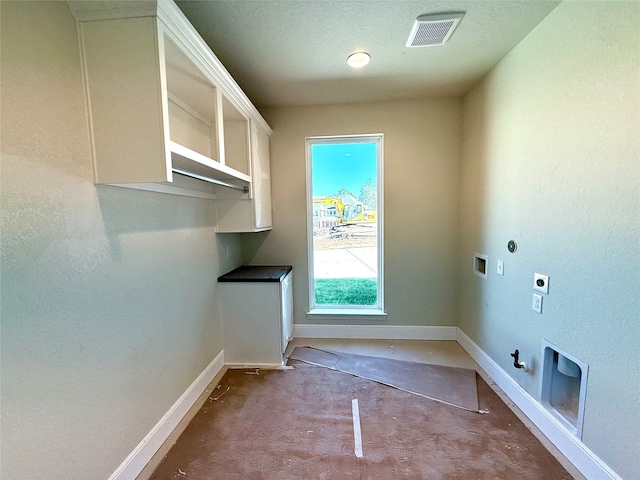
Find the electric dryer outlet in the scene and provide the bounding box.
[533,273,549,294]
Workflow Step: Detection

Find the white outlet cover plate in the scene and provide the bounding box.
[532,293,543,313]
[533,273,549,294]
[497,260,504,276]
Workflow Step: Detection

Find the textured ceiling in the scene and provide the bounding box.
[176,0,561,108]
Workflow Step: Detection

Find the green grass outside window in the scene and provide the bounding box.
[314,278,377,306]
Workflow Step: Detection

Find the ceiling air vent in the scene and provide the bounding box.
[406,12,464,48]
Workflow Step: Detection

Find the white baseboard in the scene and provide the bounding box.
[225,362,285,370]
[292,324,457,340]
[455,329,621,480]
[108,350,225,480]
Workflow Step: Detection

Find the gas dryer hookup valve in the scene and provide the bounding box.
[510,349,529,372]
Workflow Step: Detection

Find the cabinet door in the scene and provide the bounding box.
[220,282,282,366]
[251,121,273,230]
[79,17,169,184]
[280,272,293,352]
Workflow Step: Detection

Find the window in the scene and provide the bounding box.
[306,135,384,317]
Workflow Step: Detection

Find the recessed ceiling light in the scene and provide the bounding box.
[347,52,371,68]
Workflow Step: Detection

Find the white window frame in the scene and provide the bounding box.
[305,134,386,320]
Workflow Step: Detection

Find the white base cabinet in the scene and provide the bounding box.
[219,267,293,367]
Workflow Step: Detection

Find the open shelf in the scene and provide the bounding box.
[221,95,250,176]
[71,0,272,230]
[164,33,250,187]
[169,141,250,184]
[164,35,220,163]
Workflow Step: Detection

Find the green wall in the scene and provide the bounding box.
[458,2,640,477]
[0,2,241,478]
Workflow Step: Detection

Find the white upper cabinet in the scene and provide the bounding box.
[251,121,273,231]
[216,121,272,232]
[69,0,273,230]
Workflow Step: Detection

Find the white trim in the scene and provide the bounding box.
[225,362,285,370]
[305,139,315,306]
[306,309,387,322]
[305,134,385,312]
[67,2,158,21]
[376,134,384,311]
[107,182,216,200]
[293,324,457,340]
[108,351,225,480]
[456,329,622,480]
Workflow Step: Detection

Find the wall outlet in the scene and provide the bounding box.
[532,293,543,313]
[497,260,504,276]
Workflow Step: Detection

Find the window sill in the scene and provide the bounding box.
[306,308,387,322]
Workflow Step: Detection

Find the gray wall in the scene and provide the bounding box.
[0,2,241,478]
[243,99,463,327]
[2,1,639,479]
[458,2,639,478]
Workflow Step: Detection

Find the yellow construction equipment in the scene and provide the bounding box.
[313,194,377,225]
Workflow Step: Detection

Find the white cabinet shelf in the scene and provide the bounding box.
[70,0,273,231]
[170,142,250,184]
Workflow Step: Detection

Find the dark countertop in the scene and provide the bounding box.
[218,265,292,282]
